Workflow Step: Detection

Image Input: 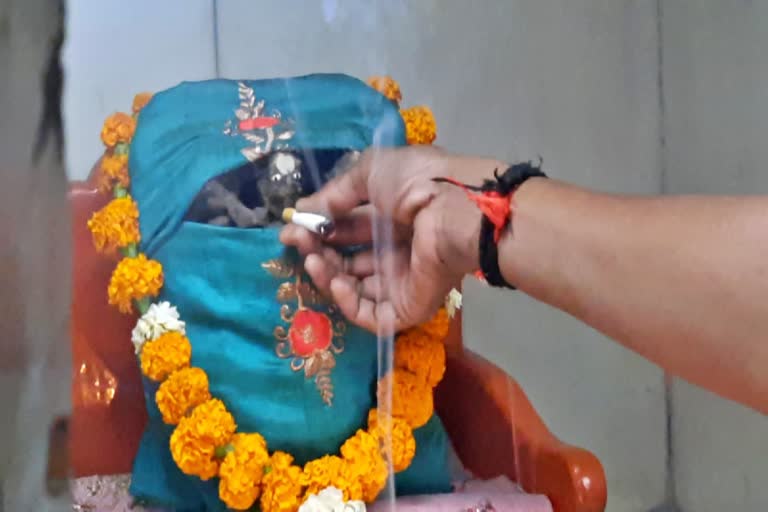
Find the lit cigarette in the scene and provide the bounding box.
[282,208,335,238]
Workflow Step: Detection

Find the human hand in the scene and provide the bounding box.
[280,145,505,333]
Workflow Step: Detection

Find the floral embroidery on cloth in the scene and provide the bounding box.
[263,258,346,406]
[223,81,296,162]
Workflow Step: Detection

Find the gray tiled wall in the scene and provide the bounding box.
[662,1,768,510]
[63,2,667,511]
[61,1,768,511]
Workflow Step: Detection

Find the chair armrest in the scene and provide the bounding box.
[436,347,607,512]
[68,180,147,477]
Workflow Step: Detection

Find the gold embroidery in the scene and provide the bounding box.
[261,259,294,279]
[223,82,296,162]
[264,258,345,406]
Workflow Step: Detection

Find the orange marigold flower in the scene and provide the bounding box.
[219,433,270,510]
[101,112,136,148]
[302,455,363,502]
[170,399,236,480]
[401,105,437,145]
[132,92,153,114]
[367,76,402,104]
[378,369,434,429]
[368,409,416,473]
[394,328,446,388]
[418,307,451,341]
[87,196,140,254]
[156,367,211,424]
[140,331,191,382]
[260,451,303,512]
[107,254,164,314]
[340,429,388,502]
[96,153,130,193]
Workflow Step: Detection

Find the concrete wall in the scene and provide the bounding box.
[661,2,768,511]
[63,1,667,510]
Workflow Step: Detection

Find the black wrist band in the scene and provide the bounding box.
[432,160,547,289]
[477,162,547,289]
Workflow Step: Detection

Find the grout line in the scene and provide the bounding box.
[212,0,221,78]
[655,1,679,510]
[656,0,668,196]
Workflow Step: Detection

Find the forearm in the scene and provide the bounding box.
[497,178,768,413]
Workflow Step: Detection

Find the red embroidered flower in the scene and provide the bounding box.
[288,309,333,357]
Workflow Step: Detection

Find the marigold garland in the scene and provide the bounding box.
[416,306,450,340]
[378,369,434,429]
[394,327,446,388]
[367,76,402,105]
[92,83,449,512]
[340,430,388,502]
[97,153,130,193]
[101,112,136,148]
[156,367,211,424]
[401,105,437,145]
[219,433,270,510]
[260,452,304,512]
[302,455,362,501]
[170,398,237,480]
[368,409,416,472]
[140,331,192,381]
[107,253,163,314]
[87,196,140,254]
[132,92,153,114]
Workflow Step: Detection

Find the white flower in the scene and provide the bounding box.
[298,487,366,512]
[445,288,463,318]
[131,301,186,354]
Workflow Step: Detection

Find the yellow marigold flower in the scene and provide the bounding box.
[260,451,303,512]
[401,106,437,145]
[367,76,402,104]
[140,331,192,382]
[394,328,446,388]
[132,92,153,114]
[101,112,136,148]
[96,153,130,193]
[219,433,270,511]
[87,196,140,254]
[378,369,434,429]
[107,254,164,314]
[340,429,388,502]
[368,409,416,473]
[156,367,211,424]
[418,307,451,341]
[170,399,236,480]
[302,455,362,501]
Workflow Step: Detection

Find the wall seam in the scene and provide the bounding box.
[212,0,221,78]
[655,0,679,511]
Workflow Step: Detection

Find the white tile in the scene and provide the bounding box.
[217,1,667,509]
[662,2,768,510]
[62,0,217,180]
[671,381,768,512]
[662,0,768,196]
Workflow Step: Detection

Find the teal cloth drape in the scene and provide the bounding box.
[126,75,452,510]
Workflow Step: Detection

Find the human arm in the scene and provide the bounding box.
[281,146,768,413]
[493,177,768,414]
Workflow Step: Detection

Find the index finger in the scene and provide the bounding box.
[296,150,375,217]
